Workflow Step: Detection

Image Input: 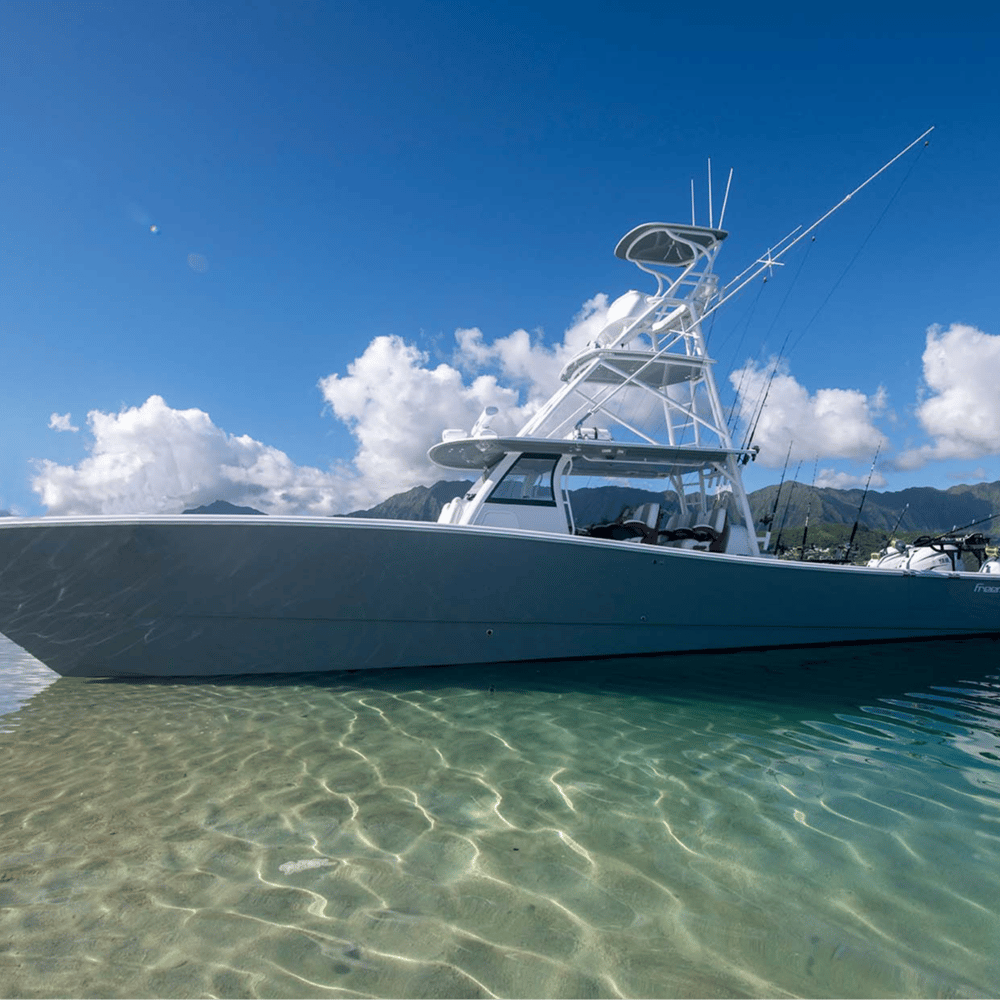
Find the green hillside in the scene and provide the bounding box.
[346,478,1000,562]
[750,480,1000,535]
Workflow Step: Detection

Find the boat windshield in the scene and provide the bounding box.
[487,454,558,506]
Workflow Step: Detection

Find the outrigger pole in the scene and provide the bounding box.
[698,126,935,331]
[591,128,936,454]
[561,129,935,456]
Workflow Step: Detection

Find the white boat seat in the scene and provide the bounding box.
[587,521,650,542]
[622,503,660,544]
[631,502,661,529]
[661,509,696,541]
[657,504,729,550]
[691,505,727,543]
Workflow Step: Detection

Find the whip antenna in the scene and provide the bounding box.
[708,159,714,228]
[718,168,734,229]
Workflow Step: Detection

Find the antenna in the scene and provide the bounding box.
[707,159,714,228]
[690,179,696,226]
[718,168,734,229]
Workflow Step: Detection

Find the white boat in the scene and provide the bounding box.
[2,135,998,678]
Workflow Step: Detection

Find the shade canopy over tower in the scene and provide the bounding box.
[615,223,728,266]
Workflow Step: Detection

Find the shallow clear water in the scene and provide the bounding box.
[0,634,998,999]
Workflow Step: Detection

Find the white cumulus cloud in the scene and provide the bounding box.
[45,302,993,516]
[453,294,610,404]
[48,413,79,433]
[814,468,887,490]
[895,324,1000,470]
[318,294,612,502]
[729,359,887,467]
[318,335,523,503]
[31,296,614,516]
[32,396,356,516]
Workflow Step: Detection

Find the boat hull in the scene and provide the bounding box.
[1,515,998,678]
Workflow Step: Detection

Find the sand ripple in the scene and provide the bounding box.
[0,635,998,997]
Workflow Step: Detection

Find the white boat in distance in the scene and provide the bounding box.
[2,132,998,678]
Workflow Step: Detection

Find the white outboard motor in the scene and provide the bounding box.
[905,542,960,573]
[867,541,910,569]
[980,545,1000,574]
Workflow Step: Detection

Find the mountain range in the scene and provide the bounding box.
[174,479,1000,542]
[346,479,1000,536]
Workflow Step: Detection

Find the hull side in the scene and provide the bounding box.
[1,516,998,677]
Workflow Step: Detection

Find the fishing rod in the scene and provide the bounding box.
[742,331,792,452]
[887,502,909,540]
[799,456,820,561]
[871,502,910,556]
[773,460,802,553]
[761,440,794,530]
[842,444,881,562]
[913,511,1000,547]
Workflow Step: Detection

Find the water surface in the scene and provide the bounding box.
[1,634,998,998]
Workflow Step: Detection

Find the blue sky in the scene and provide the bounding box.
[3,1,1000,515]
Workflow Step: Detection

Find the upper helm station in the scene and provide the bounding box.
[428,222,762,556]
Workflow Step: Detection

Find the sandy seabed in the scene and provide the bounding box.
[1,635,999,998]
